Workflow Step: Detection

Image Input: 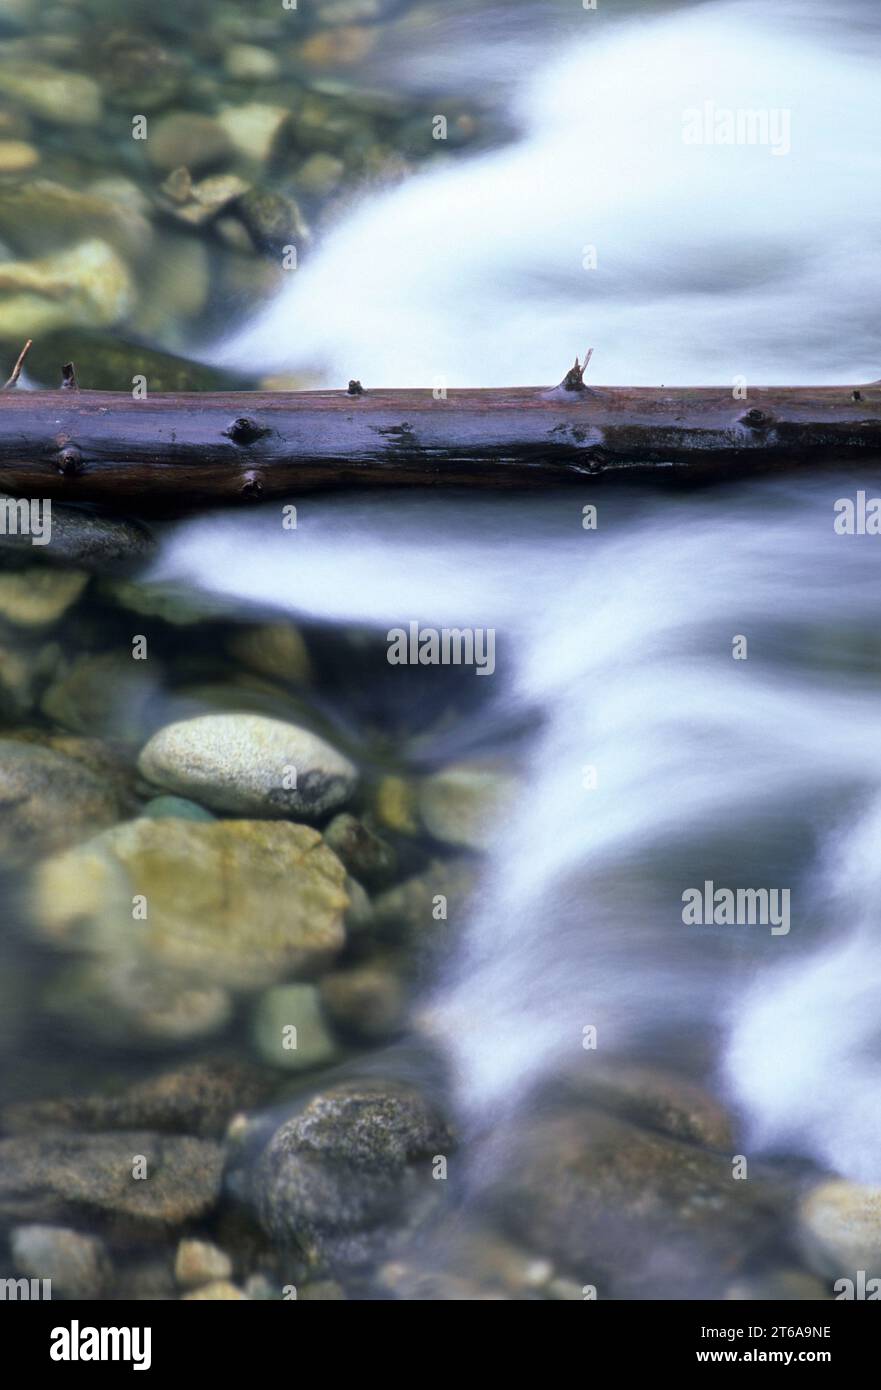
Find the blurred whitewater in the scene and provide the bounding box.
[220,0,881,387]
[174,0,881,1185]
[154,0,881,1186]
[155,472,881,1183]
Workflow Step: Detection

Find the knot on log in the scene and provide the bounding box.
[55,444,83,476]
[741,407,773,432]
[240,470,264,498]
[347,379,364,397]
[579,446,609,475]
[226,417,269,445]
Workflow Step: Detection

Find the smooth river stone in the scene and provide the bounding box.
[32,817,349,991]
[137,713,357,817]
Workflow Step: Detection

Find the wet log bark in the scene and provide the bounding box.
[0,374,879,513]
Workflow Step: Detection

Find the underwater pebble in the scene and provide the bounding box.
[11,1224,110,1299]
[137,712,358,818]
[175,1238,233,1289]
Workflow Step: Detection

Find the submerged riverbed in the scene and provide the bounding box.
[2,480,881,1300]
[1,0,881,1304]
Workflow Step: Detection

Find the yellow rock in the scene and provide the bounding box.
[227,623,312,685]
[33,818,350,991]
[297,26,376,68]
[216,103,292,164]
[175,1239,233,1289]
[0,239,132,337]
[182,1281,248,1300]
[0,63,101,126]
[0,140,38,173]
[418,761,516,850]
[0,570,87,628]
[375,774,419,835]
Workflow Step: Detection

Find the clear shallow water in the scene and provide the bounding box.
[156,475,881,1183]
[207,0,881,1188]
[2,0,880,1300]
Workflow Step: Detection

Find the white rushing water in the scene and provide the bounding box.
[155,481,881,1181]
[174,0,881,1181]
[221,0,881,387]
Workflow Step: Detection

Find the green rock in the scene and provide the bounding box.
[418,761,516,851]
[0,1132,224,1227]
[242,1274,277,1299]
[252,984,338,1072]
[0,179,149,258]
[10,731,135,804]
[374,774,419,834]
[0,63,101,126]
[160,171,251,227]
[558,1060,735,1151]
[182,1280,248,1300]
[0,140,37,172]
[100,578,237,625]
[254,1079,451,1257]
[0,239,133,337]
[0,738,124,867]
[237,187,308,254]
[227,623,312,685]
[149,678,320,732]
[299,1280,346,1300]
[0,498,154,574]
[41,650,160,741]
[343,875,373,934]
[490,1107,786,1299]
[373,858,477,953]
[10,332,250,393]
[141,795,215,822]
[0,569,87,627]
[320,960,405,1041]
[216,103,294,164]
[294,153,345,197]
[290,94,366,156]
[323,812,396,888]
[146,112,233,173]
[42,956,233,1047]
[0,639,58,719]
[130,231,211,342]
[1,1058,274,1138]
[33,817,349,991]
[799,1181,881,1282]
[86,176,151,218]
[175,1238,233,1289]
[137,713,358,818]
[545,1278,585,1301]
[224,44,281,83]
[92,30,187,112]
[11,1225,110,1299]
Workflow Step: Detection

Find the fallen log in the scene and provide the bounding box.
[0,357,879,513]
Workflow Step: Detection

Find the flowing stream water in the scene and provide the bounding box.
[155,476,881,1193]
[191,0,881,1186]
[3,0,881,1301]
[221,0,881,387]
